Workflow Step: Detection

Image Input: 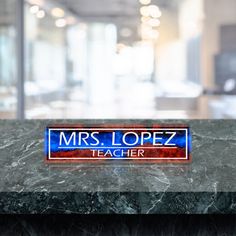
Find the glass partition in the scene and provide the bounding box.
[25,1,67,118]
[0,0,17,118]
[1,0,236,119]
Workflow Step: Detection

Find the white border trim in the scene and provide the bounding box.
[47,128,189,160]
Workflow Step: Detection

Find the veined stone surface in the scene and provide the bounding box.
[0,120,236,213]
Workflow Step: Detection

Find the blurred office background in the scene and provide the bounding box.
[0,0,236,119]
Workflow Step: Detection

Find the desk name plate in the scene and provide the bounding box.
[45,124,191,163]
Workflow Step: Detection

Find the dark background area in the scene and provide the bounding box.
[0,214,236,236]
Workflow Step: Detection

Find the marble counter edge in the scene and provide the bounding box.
[0,192,236,214]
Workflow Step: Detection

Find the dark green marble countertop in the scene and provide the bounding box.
[0,120,236,214]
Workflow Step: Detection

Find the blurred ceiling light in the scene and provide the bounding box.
[224,79,236,92]
[55,18,67,28]
[120,28,133,37]
[51,7,65,18]
[140,6,150,17]
[36,10,45,19]
[140,5,162,18]
[28,0,44,6]
[148,5,162,18]
[29,5,39,14]
[139,0,151,5]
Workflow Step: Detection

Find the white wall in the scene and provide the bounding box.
[86,23,117,105]
[202,0,236,88]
